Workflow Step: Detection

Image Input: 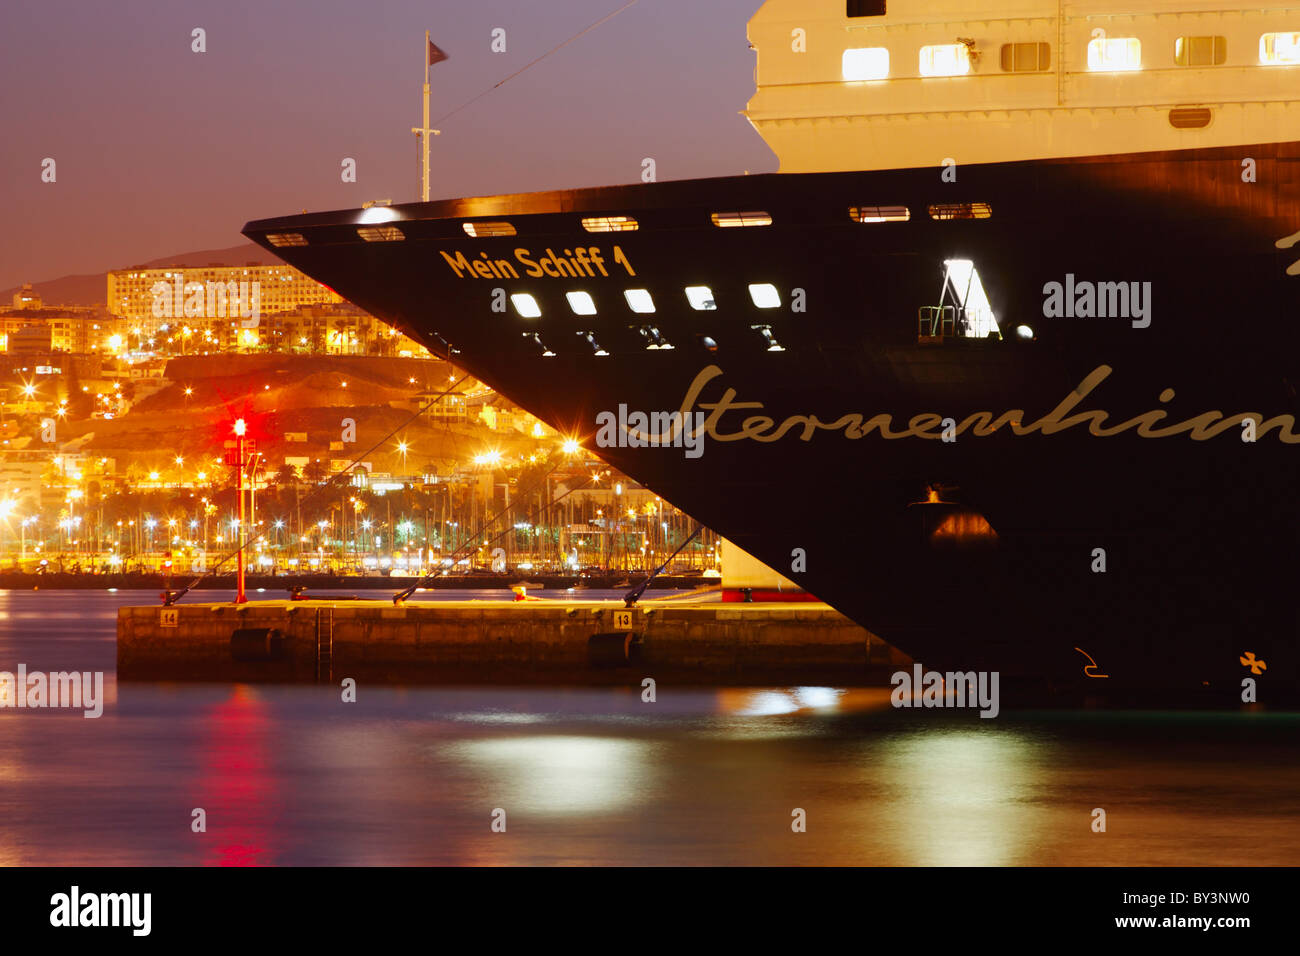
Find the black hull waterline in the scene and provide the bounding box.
[245,141,1300,693]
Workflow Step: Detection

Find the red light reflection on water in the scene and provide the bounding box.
[194,686,278,866]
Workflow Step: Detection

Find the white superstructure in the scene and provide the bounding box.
[745,1,1300,171]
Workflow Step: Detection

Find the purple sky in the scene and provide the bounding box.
[0,0,775,290]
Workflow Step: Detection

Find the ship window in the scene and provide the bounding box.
[463,221,516,238]
[748,283,781,309]
[919,44,971,77]
[566,291,597,315]
[928,202,992,220]
[578,331,608,356]
[1169,107,1213,129]
[356,225,404,242]
[752,325,785,351]
[1260,32,1300,65]
[842,47,890,81]
[846,0,886,16]
[637,325,673,350]
[1175,36,1226,67]
[266,233,308,247]
[510,293,541,318]
[1087,37,1141,72]
[696,334,719,352]
[1000,42,1051,72]
[850,205,910,222]
[685,286,717,310]
[711,211,772,227]
[581,216,638,232]
[624,289,656,313]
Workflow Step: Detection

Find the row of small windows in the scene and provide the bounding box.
[842,32,1300,80]
[509,284,782,320]
[267,202,990,248]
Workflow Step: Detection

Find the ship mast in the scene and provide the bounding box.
[411,30,444,203]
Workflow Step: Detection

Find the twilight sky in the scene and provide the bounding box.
[0,0,775,292]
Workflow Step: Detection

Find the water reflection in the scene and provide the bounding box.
[873,728,1049,866]
[0,591,1295,865]
[446,736,658,815]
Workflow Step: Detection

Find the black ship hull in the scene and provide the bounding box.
[246,141,1300,694]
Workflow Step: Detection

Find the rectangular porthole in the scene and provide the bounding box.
[581,216,638,232]
[1175,35,1226,67]
[1088,37,1141,71]
[711,211,772,228]
[919,43,971,77]
[685,286,717,310]
[357,226,404,242]
[842,47,890,81]
[624,289,655,313]
[463,221,517,237]
[566,291,597,315]
[748,283,781,309]
[846,0,885,15]
[1000,42,1051,72]
[928,203,992,221]
[266,233,308,247]
[1260,32,1300,65]
[511,293,541,318]
[850,205,910,223]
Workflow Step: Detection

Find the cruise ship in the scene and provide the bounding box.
[245,1,1300,692]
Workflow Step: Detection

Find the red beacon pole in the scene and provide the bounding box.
[234,418,248,604]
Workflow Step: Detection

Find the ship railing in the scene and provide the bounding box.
[918,305,957,341]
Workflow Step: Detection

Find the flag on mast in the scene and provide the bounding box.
[428,39,449,66]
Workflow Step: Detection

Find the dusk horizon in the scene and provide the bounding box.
[2,0,774,291]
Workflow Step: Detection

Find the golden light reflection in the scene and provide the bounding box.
[446,735,655,815]
[873,730,1048,865]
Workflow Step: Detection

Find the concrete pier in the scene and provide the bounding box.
[116,598,907,685]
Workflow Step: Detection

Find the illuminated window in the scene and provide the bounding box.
[566,291,597,315]
[711,211,772,227]
[1260,32,1300,65]
[842,47,890,81]
[581,216,638,232]
[1175,36,1226,67]
[748,283,781,309]
[846,1,886,16]
[624,289,655,313]
[850,205,910,223]
[510,293,541,318]
[266,233,307,247]
[1087,37,1141,72]
[357,225,404,242]
[928,202,992,220]
[1000,42,1051,72]
[919,43,971,77]
[685,286,716,310]
[463,221,516,237]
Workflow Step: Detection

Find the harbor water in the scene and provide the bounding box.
[0,589,1297,865]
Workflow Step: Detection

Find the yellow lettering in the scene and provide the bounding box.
[514,248,543,278]
[440,250,475,278]
[613,245,636,277]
